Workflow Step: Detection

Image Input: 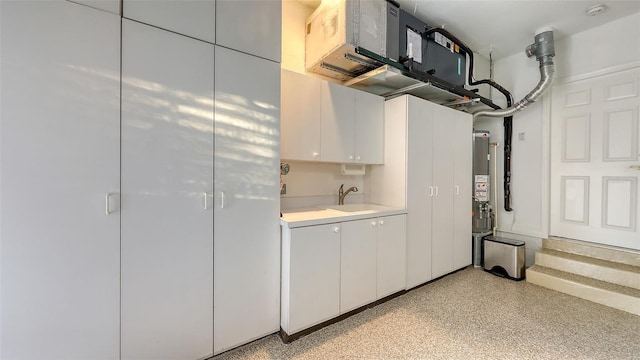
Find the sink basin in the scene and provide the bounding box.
[324,204,390,214]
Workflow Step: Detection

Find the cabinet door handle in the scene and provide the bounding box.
[379,220,384,226]
[220,191,225,209]
[203,192,209,210]
[312,152,319,159]
[349,155,354,160]
[333,226,340,233]
[630,165,640,170]
[428,186,434,196]
[455,185,460,195]
[105,193,111,215]
[434,186,439,196]
[371,221,377,227]
[356,155,361,161]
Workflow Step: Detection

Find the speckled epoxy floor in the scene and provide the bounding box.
[213,267,640,360]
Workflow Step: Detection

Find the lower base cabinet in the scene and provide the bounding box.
[282,224,341,334]
[281,214,407,335]
[341,219,377,313]
[376,215,407,298]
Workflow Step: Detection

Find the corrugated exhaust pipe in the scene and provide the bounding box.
[473,29,556,120]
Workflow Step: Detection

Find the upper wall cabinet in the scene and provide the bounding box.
[281,70,384,164]
[69,0,120,14]
[281,69,322,161]
[321,82,384,164]
[355,91,384,164]
[321,81,356,163]
[123,0,215,43]
[216,0,281,62]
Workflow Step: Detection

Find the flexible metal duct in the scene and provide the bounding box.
[473,30,556,119]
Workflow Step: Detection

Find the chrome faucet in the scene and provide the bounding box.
[338,184,358,205]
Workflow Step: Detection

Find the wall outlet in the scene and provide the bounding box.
[518,132,525,141]
[280,183,286,195]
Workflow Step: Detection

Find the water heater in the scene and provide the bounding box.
[472,131,491,233]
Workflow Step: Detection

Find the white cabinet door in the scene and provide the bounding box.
[406,96,434,288]
[377,215,407,298]
[123,0,215,43]
[321,81,356,162]
[281,69,322,161]
[216,0,281,62]
[0,2,120,359]
[121,20,214,360]
[341,219,377,313]
[431,105,456,279]
[285,224,341,334]
[69,0,120,14]
[355,91,384,164]
[214,46,281,354]
[453,111,473,269]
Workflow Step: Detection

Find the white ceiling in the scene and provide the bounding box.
[297,0,640,59]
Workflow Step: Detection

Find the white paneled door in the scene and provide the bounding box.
[121,20,214,360]
[1,2,121,359]
[550,67,640,250]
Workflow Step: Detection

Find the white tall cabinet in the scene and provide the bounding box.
[216,0,282,63]
[452,112,473,269]
[213,46,281,355]
[123,0,216,43]
[369,95,472,289]
[72,0,120,14]
[0,2,121,359]
[406,98,436,286]
[2,1,281,358]
[121,20,215,360]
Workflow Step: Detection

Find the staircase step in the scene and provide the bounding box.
[536,249,640,290]
[526,265,640,316]
[544,237,640,267]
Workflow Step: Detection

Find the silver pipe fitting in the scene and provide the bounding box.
[473,30,556,120]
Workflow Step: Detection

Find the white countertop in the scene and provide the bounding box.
[280,204,407,228]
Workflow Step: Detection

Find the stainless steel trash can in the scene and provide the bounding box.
[483,236,525,280]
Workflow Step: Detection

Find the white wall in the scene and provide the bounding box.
[470,53,491,99]
[282,0,313,73]
[280,161,366,209]
[475,12,640,263]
